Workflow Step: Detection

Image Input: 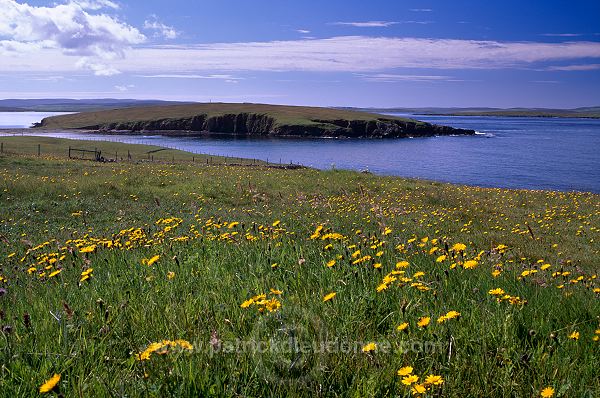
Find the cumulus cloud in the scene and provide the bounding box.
[0,0,144,74]
[144,16,179,39]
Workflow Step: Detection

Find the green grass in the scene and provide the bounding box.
[36,102,421,130]
[0,139,598,397]
[0,136,267,165]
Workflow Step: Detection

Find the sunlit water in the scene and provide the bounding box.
[1,112,599,193]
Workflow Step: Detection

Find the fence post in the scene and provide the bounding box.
[115,151,118,161]
[128,150,131,160]
[38,144,41,157]
[68,146,71,158]
[1,142,3,153]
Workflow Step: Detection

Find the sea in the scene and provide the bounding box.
[1,111,599,193]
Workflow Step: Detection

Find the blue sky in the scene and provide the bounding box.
[1,0,599,107]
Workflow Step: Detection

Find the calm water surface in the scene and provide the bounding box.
[1,112,599,193]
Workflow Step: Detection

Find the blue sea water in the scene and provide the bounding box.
[1,112,599,193]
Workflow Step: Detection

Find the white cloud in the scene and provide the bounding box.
[331,21,399,28]
[139,74,242,82]
[331,21,432,27]
[541,33,582,37]
[69,0,120,10]
[144,16,179,39]
[410,8,432,12]
[0,0,144,74]
[114,84,134,91]
[546,63,600,71]
[296,29,311,34]
[358,74,457,82]
[76,58,121,76]
[2,36,600,75]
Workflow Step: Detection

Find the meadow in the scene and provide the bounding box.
[0,137,598,397]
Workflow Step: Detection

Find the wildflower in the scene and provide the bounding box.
[79,245,96,253]
[437,311,461,323]
[411,384,426,394]
[240,299,254,308]
[270,288,283,295]
[435,255,447,262]
[39,374,61,393]
[396,261,409,269]
[362,342,377,352]
[424,374,444,385]
[373,263,382,269]
[272,220,281,227]
[326,259,336,268]
[167,271,175,280]
[568,331,579,340]
[451,243,466,252]
[264,298,281,312]
[463,260,478,269]
[488,288,505,296]
[402,375,419,385]
[48,269,62,278]
[540,387,555,397]
[144,255,160,266]
[397,322,409,332]
[323,292,336,302]
[417,317,430,328]
[397,366,413,376]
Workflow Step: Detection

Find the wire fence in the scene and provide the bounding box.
[0,137,304,169]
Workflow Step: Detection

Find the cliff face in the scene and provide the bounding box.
[39,112,475,138]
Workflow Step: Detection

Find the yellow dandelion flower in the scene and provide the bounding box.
[270,288,283,295]
[397,322,409,332]
[451,243,466,252]
[397,366,413,376]
[540,387,555,397]
[435,255,447,263]
[424,374,444,385]
[362,342,377,352]
[167,271,175,280]
[396,261,409,269]
[145,255,160,266]
[48,269,62,278]
[488,288,505,296]
[323,292,336,302]
[402,374,419,385]
[417,316,431,328]
[411,384,427,394]
[326,259,336,268]
[39,373,61,393]
[463,260,478,269]
[568,331,579,340]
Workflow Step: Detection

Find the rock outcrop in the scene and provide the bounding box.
[38,112,475,138]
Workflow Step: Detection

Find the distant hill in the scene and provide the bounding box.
[0,99,193,112]
[346,106,600,119]
[35,102,475,138]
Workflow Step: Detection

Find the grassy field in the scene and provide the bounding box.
[0,138,598,397]
[36,103,420,130]
[0,135,266,165]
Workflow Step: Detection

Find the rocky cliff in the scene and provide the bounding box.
[38,112,475,138]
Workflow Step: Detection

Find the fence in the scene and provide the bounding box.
[0,139,303,169]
